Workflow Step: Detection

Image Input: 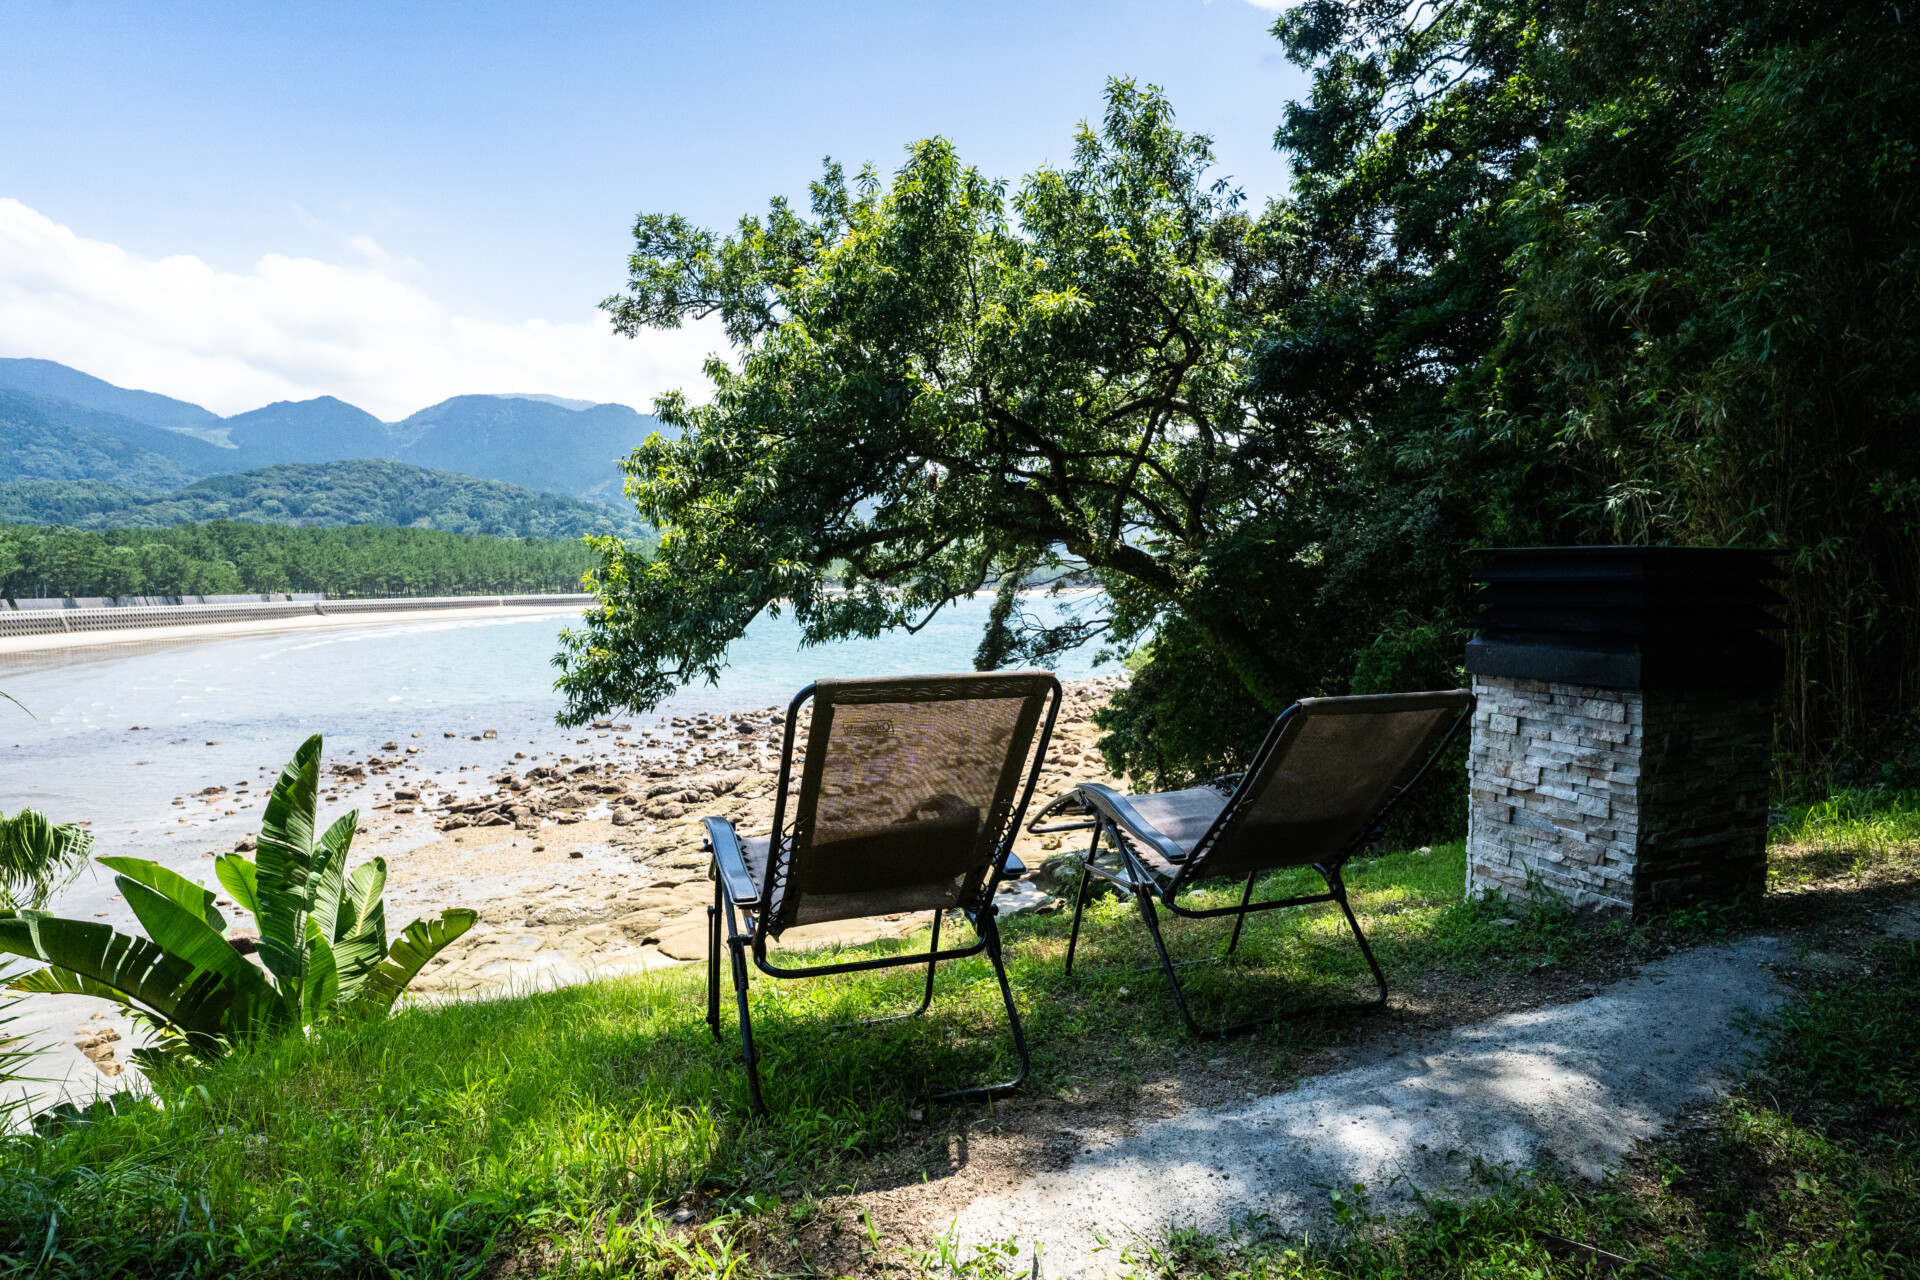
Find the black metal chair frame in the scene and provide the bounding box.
[1057,692,1474,1039]
[704,673,1062,1115]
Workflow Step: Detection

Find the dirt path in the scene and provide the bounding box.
[940,934,1789,1278]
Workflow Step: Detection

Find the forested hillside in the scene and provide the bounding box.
[0,460,648,539]
[0,522,610,600]
[0,390,232,488]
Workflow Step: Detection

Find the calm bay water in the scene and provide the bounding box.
[0,592,1111,917]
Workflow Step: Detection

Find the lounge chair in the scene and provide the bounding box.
[1058,690,1474,1037]
[703,672,1063,1115]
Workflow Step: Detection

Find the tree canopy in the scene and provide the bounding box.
[569,0,1920,797]
[559,83,1318,721]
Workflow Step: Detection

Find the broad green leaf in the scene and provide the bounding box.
[304,811,356,964]
[116,880,286,1040]
[302,927,339,1025]
[331,859,388,1002]
[99,857,227,934]
[9,963,138,1010]
[117,878,262,1000]
[0,912,240,1044]
[353,910,478,1015]
[256,735,322,986]
[214,854,260,917]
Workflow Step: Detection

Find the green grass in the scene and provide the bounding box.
[0,816,1914,1277]
[1770,788,1920,892]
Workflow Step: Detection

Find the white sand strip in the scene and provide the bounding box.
[0,600,586,655]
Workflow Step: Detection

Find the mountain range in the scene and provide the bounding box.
[0,358,675,506]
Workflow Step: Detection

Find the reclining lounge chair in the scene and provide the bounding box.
[1062,690,1474,1037]
[703,671,1062,1114]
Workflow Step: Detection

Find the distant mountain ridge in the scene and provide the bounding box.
[0,358,674,504]
[0,358,223,430]
[0,460,649,540]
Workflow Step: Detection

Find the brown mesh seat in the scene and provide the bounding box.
[1065,690,1474,1037]
[703,672,1061,1115]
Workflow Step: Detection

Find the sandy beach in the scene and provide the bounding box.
[33,675,1130,1093]
[379,674,1129,995]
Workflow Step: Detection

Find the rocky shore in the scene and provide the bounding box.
[360,675,1130,997]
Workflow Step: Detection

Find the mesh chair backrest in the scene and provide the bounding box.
[763,672,1059,935]
[1178,690,1473,886]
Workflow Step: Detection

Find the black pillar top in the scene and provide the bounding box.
[1465,546,1785,691]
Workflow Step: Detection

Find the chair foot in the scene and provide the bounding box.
[931,913,1029,1103]
[1136,871,1389,1039]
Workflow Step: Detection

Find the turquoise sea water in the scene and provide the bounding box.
[0,592,1111,915]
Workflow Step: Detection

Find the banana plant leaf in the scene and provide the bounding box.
[255,734,322,988]
[0,912,249,1050]
[116,879,280,1022]
[353,910,478,1015]
[331,859,388,1003]
[10,963,139,1010]
[214,854,259,917]
[302,926,340,1027]
[99,857,227,934]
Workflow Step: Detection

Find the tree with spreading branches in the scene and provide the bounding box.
[556,81,1328,725]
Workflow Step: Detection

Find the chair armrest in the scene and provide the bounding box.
[702,817,760,907]
[1002,852,1028,879]
[1075,782,1191,865]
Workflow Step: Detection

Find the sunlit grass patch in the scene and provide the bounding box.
[1771,788,1920,891]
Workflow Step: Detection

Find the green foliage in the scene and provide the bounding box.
[1256,0,1920,772]
[0,735,476,1065]
[0,460,650,540]
[0,962,48,1129]
[0,809,93,911]
[560,81,1307,723]
[0,519,609,599]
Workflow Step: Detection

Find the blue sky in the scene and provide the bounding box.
[0,1,1306,417]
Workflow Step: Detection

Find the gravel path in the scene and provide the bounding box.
[952,934,1788,1278]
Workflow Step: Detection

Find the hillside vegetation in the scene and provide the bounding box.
[0,389,230,490]
[0,521,624,600]
[0,460,648,539]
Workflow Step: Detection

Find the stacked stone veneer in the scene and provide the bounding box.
[1466,675,1771,914]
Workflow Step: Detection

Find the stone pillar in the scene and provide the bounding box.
[1464,548,1782,916]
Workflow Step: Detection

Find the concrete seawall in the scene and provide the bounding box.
[0,593,594,654]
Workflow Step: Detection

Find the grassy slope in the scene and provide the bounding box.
[1,802,1915,1277]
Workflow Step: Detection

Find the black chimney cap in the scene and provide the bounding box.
[1465,546,1784,691]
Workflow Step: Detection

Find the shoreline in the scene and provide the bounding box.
[0,599,589,656]
[24,674,1131,1102]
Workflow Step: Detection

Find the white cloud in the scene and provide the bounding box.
[0,198,722,421]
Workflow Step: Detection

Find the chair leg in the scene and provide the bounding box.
[727,933,768,1116]
[1063,824,1104,977]
[1137,870,1389,1039]
[1224,873,1257,959]
[706,887,723,1042]
[1134,885,1212,1038]
[930,911,1030,1103]
[1328,868,1389,1007]
[1063,864,1093,977]
[841,910,945,1028]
